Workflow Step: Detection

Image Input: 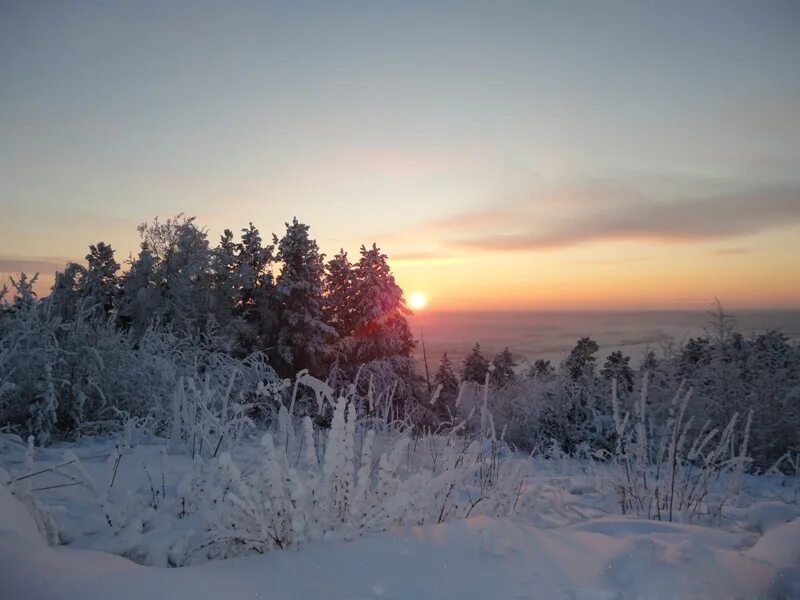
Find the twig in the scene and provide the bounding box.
[30,481,83,492]
[12,459,78,482]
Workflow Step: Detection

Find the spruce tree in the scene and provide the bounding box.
[462,343,489,384]
[236,223,278,351]
[600,350,634,392]
[433,352,459,398]
[432,352,459,419]
[9,273,39,309]
[528,358,555,381]
[118,243,160,333]
[50,263,86,320]
[490,347,517,388]
[564,337,599,380]
[125,215,214,328]
[348,243,415,362]
[324,249,355,338]
[641,349,658,374]
[237,223,275,311]
[84,242,120,314]
[275,218,336,374]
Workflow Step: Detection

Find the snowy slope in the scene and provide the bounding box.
[2,481,799,600]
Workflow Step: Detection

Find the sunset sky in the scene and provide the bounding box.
[2,1,799,309]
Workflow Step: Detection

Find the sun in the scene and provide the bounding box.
[408,291,428,310]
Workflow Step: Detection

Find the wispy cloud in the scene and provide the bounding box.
[710,247,750,256]
[0,256,71,275]
[568,257,653,267]
[426,182,800,252]
[389,251,464,266]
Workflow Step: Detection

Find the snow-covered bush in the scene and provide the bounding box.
[183,389,527,562]
[609,376,752,522]
[0,289,280,444]
[7,373,527,566]
[482,368,615,456]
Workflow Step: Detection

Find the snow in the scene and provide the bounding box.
[1,494,795,599]
[2,436,799,599]
[742,501,800,533]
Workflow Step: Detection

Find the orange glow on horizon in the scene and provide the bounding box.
[388,227,800,311]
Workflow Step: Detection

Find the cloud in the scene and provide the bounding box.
[435,183,800,252]
[0,256,70,275]
[390,250,457,261]
[389,251,464,266]
[568,257,653,267]
[710,247,750,256]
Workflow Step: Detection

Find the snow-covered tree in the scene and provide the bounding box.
[564,337,598,380]
[462,343,489,384]
[323,249,355,338]
[490,347,516,388]
[83,242,120,314]
[528,358,555,381]
[432,352,459,419]
[119,215,215,331]
[213,224,277,352]
[236,223,276,315]
[600,350,634,393]
[641,349,658,374]
[118,243,161,333]
[433,352,459,397]
[50,263,86,320]
[9,272,38,309]
[275,218,336,374]
[344,243,415,364]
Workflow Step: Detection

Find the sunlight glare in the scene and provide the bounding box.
[409,292,428,310]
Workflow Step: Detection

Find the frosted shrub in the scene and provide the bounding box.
[11,372,525,566]
[1,441,61,545]
[177,375,529,562]
[610,376,752,522]
[168,374,255,458]
[0,294,280,444]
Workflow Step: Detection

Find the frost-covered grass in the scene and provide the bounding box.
[2,372,799,599]
[0,372,530,567]
[2,432,800,599]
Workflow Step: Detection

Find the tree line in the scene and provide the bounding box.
[1,217,798,470]
[0,215,416,442]
[429,305,800,470]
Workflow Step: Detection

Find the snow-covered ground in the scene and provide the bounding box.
[2,433,799,600]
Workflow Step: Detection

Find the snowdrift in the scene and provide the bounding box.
[2,482,799,600]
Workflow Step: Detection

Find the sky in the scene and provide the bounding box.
[2,1,800,310]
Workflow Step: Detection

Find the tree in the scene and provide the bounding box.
[83,242,120,314]
[528,358,555,381]
[600,350,634,392]
[433,352,459,396]
[641,349,658,374]
[347,243,415,363]
[430,352,459,421]
[490,347,517,388]
[275,218,336,374]
[0,281,7,321]
[679,336,712,377]
[50,263,86,320]
[211,228,241,319]
[212,224,277,352]
[122,215,214,329]
[462,343,489,384]
[323,249,355,338]
[9,272,39,309]
[118,242,160,333]
[237,223,275,314]
[564,337,599,381]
